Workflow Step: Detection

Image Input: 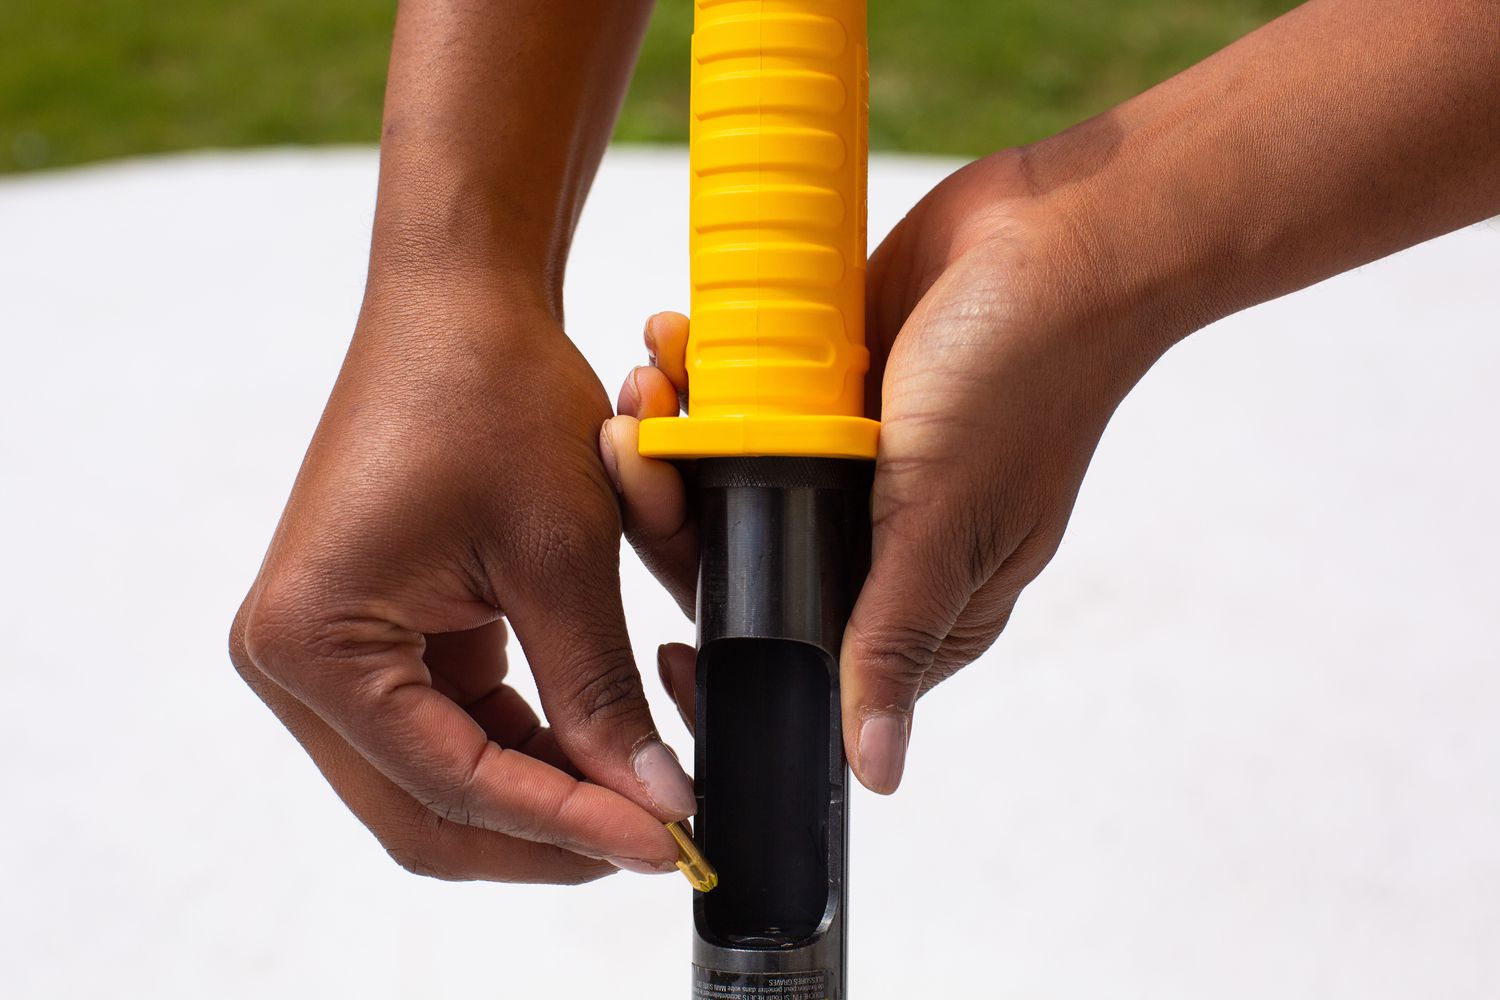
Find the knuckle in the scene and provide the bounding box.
[414,744,563,851]
[377,800,470,883]
[568,651,647,727]
[922,589,1022,694]
[371,802,459,881]
[417,792,472,829]
[237,581,313,677]
[1003,524,1064,588]
[228,601,255,677]
[496,806,558,849]
[419,742,492,829]
[920,661,963,695]
[383,839,461,882]
[929,630,996,684]
[950,575,1021,638]
[236,577,412,686]
[945,611,1009,663]
[238,609,289,682]
[853,620,945,690]
[962,509,1009,583]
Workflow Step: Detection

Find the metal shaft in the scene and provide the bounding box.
[690,458,871,1000]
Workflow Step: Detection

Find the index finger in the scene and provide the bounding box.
[643,312,690,399]
[241,605,679,867]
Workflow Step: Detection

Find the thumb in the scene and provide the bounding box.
[840,496,975,795]
[505,520,697,824]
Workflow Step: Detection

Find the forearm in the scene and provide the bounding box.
[368,0,655,318]
[1032,0,1500,341]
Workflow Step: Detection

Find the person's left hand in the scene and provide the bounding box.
[598,149,1181,795]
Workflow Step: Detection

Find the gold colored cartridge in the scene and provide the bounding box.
[667,820,719,893]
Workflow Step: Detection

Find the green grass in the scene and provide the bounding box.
[0,0,1296,174]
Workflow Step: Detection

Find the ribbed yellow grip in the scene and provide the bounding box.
[638,0,880,460]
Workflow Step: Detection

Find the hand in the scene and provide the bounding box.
[230,281,694,884]
[600,149,1173,795]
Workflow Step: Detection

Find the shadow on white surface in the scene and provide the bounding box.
[1,148,1497,998]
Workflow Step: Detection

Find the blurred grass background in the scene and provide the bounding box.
[0,0,1296,174]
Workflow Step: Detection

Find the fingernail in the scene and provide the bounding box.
[599,424,623,493]
[625,367,644,408]
[607,855,678,875]
[632,738,697,817]
[857,713,910,795]
[644,323,659,368]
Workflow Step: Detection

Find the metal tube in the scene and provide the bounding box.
[690,458,871,1000]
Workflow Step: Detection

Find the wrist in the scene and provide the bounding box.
[1023,124,1241,361]
[354,271,563,366]
[365,149,569,321]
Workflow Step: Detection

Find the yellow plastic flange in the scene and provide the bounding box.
[638,0,880,461]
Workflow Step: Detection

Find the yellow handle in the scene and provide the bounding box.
[638,0,880,460]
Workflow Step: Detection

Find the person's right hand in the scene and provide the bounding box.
[230,280,694,885]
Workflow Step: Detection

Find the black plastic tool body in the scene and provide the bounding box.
[691,457,872,1000]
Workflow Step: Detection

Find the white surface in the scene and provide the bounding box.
[1,147,1498,999]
